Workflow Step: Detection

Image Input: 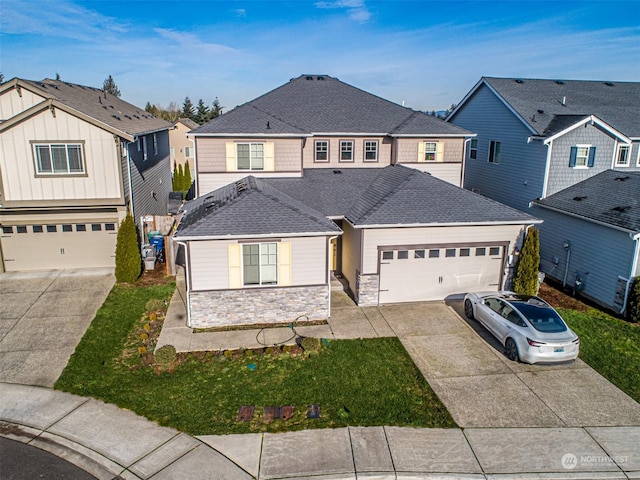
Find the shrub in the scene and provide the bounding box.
[172,164,180,191]
[183,162,192,191]
[627,277,640,323]
[512,227,540,296]
[145,298,165,313]
[154,345,177,366]
[115,213,141,283]
[301,337,322,354]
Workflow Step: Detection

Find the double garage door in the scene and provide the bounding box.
[379,244,505,303]
[1,222,118,271]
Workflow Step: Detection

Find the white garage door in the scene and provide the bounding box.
[379,245,504,303]
[1,222,118,271]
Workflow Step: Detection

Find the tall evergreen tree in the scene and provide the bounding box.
[103,75,121,97]
[55,72,61,81]
[181,97,195,120]
[172,164,180,191]
[115,213,141,283]
[176,163,185,190]
[210,97,223,119]
[512,228,541,295]
[195,99,209,124]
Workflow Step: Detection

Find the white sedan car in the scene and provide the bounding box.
[464,291,580,364]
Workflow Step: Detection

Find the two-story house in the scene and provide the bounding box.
[174,75,539,328]
[0,78,173,272]
[169,117,198,172]
[447,77,640,313]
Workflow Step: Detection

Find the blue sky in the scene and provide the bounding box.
[1,1,638,112]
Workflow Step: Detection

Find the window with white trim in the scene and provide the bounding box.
[152,134,158,155]
[616,145,630,166]
[142,137,148,161]
[569,145,595,168]
[364,140,378,162]
[185,146,194,158]
[237,143,264,170]
[469,139,478,160]
[488,141,501,164]
[170,147,175,158]
[340,140,354,162]
[424,142,437,161]
[243,243,277,285]
[315,140,328,162]
[33,143,85,175]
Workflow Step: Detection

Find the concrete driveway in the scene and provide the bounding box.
[0,269,114,387]
[373,300,640,428]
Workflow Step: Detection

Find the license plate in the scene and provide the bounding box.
[554,347,565,353]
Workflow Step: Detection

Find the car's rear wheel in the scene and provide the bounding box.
[505,338,519,362]
[464,299,474,319]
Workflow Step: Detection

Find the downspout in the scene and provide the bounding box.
[541,139,553,198]
[192,136,199,198]
[125,140,135,217]
[621,232,640,314]
[175,240,192,326]
[562,240,571,288]
[326,234,339,319]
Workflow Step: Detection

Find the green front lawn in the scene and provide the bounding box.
[560,308,640,403]
[55,283,455,435]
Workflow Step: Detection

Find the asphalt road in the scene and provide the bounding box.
[0,437,96,480]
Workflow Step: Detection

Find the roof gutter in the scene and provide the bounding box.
[351,219,542,229]
[532,202,640,235]
[389,133,476,138]
[188,133,311,138]
[543,115,631,145]
[174,230,343,242]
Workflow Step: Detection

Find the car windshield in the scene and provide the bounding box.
[512,302,567,333]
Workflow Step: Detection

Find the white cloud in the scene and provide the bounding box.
[315,0,371,23]
[233,8,247,18]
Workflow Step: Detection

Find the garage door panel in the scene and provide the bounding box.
[379,246,504,304]
[1,224,117,271]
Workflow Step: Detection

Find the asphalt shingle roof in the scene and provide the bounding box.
[175,176,341,237]
[533,170,640,233]
[178,166,536,238]
[481,77,640,138]
[191,75,471,137]
[19,78,172,136]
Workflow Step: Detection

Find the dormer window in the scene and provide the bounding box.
[569,145,595,168]
[615,145,630,166]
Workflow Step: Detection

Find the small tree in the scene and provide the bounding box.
[512,227,540,295]
[115,213,141,283]
[177,163,185,190]
[172,164,180,191]
[627,277,640,323]
[183,162,192,191]
[103,75,121,97]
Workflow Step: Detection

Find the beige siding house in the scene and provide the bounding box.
[174,75,538,328]
[169,118,198,171]
[0,78,173,272]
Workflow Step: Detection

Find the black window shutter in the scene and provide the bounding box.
[569,146,577,167]
[587,147,596,167]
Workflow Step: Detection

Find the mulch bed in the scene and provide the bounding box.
[538,281,590,312]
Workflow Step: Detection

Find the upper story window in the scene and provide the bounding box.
[185,146,194,158]
[315,140,329,162]
[364,140,378,162]
[237,143,264,170]
[469,139,478,159]
[170,147,176,159]
[615,145,630,167]
[340,140,354,162]
[488,141,501,164]
[424,142,437,161]
[243,243,277,285]
[141,137,148,161]
[569,145,595,168]
[33,143,85,175]
[152,134,158,155]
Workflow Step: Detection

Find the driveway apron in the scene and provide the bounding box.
[377,301,640,428]
[0,269,114,387]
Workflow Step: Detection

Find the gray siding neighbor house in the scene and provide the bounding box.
[447,77,640,213]
[0,78,173,272]
[531,170,640,314]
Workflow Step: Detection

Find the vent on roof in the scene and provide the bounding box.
[573,195,587,201]
[112,114,121,120]
[109,105,114,109]
[317,76,325,80]
[134,114,140,119]
[333,170,342,174]
[236,180,248,192]
[38,82,46,88]
[124,114,132,119]
[556,80,565,85]
[305,75,313,80]
[612,206,631,213]
[102,105,107,109]
[515,79,524,84]
[614,175,630,181]
[537,109,544,114]
[604,81,614,87]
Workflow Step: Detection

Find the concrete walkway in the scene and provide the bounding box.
[2,382,638,480]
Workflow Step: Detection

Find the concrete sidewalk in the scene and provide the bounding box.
[1,382,638,480]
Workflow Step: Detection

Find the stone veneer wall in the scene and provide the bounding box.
[189,285,329,328]
[356,273,379,306]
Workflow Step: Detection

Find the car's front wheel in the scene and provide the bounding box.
[505,338,519,362]
[464,299,474,320]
